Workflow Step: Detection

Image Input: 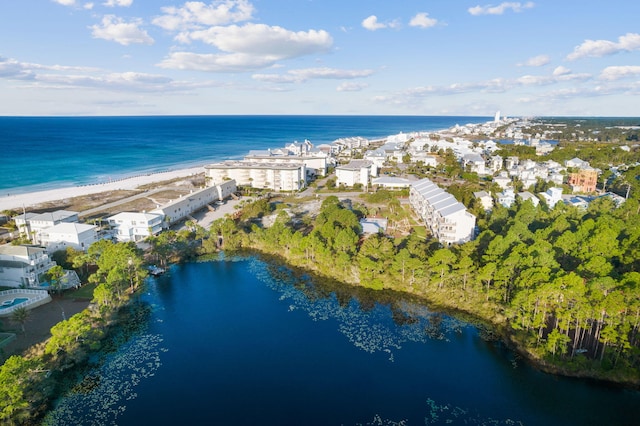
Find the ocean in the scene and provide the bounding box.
[0,115,488,195]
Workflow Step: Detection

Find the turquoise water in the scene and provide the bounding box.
[44,257,640,425]
[0,115,487,194]
[0,297,29,310]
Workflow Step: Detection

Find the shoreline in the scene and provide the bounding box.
[0,166,205,211]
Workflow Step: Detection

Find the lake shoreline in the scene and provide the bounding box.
[244,249,640,390]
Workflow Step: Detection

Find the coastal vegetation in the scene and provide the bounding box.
[0,241,149,424]
[200,187,640,385]
[1,117,640,423]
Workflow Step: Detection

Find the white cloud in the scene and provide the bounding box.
[157,51,278,72]
[361,15,399,31]
[468,2,534,16]
[600,65,640,81]
[0,56,214,93]
[103,0,133,6]
[362,15,384,31]
[252,67,374,84]
[90,15,154,45]
[160,23,332,72]
[376,67,594,108]
[552,66,571,76]
[518,54,550,67]
[153,0,254,31]
[0,57,36,80]
[186,24,331,54]
[409,13,438,29]
[337,82,368,92]
[567,33,640,60]
[52,0,94,8]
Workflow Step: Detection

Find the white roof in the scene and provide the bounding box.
[44,222,96,234]
[108,211,163,221]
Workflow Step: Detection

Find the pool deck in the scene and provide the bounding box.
[0,289,52,317]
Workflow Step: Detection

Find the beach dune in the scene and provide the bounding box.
[0,166,204,212]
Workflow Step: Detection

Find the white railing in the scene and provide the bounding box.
[0,289,51,316]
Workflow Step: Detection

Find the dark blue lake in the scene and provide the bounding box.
[44,257,640,425]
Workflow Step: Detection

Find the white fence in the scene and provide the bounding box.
[0,289,52,317]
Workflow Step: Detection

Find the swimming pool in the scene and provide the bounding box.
[0,289,52,317]
[0,298,29,310]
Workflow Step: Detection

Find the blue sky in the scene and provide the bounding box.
[1,0,639,116]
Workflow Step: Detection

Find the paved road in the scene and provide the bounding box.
[183,197,252,230]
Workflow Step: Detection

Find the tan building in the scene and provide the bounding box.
[568,168,598,193]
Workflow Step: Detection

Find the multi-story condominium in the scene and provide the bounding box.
[335,160,377,188]
[0,244,57,287]
[108,212,164,242]
[151,182,237,226]
[205,161,306,192]
[409,178,476,245]
[244,151,328,177]
[568,168,598,193]
[331,136,370,151]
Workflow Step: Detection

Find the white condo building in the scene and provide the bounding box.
[244,151,328,178]
[409,178,476,244]
[205,161,306,192]
[335,160,377,188]
[108,212,164,242]
[151,182,237,226]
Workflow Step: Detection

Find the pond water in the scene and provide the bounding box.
[44,257,640,425]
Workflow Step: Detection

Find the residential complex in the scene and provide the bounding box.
[409,178,476,245]
[205,161,306,192]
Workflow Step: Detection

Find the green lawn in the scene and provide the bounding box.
[64,282,97,300]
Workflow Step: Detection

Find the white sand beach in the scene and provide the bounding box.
[0,166,205,211]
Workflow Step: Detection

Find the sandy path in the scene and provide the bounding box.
[0,166,205,211]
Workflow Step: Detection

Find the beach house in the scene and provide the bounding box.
[108,212,164,242]
[568,168,598,193]
[473,191,493,211]
[335,160,377,188]
[0,244,57,288]
[539,187,564,208]
[13,210,79,244]
[39,222,100,253]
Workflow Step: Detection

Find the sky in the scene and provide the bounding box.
[1,0,639,117]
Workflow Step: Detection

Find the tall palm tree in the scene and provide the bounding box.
[11,306,30,334]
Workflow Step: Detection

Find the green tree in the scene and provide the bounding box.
[0,355,39,423]
[10,306,30,334]
[46,265,65,293]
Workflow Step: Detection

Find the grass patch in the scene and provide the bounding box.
[64,282,97,300]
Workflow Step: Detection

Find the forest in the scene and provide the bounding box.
[199,189,640,385]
